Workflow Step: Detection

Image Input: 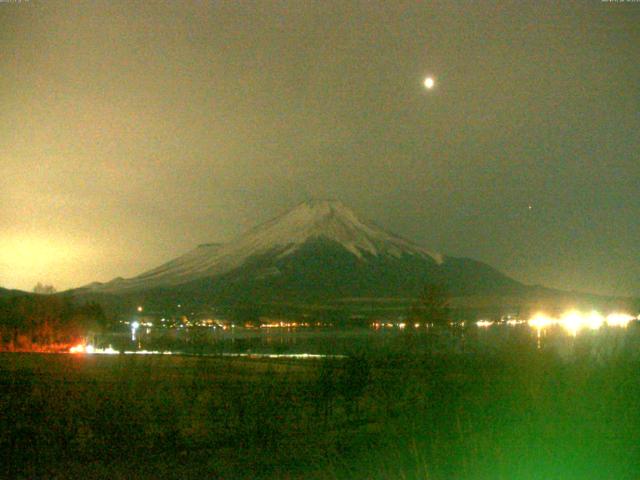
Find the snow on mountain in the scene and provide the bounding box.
[90,200,442,293]
[234,200,441,262]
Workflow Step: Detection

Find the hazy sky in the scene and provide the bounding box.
[1,1,639,296]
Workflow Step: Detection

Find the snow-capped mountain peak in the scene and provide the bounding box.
[89,200,442,292]
[241,199,440,261]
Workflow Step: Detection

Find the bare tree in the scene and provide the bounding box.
[33,283,57,295]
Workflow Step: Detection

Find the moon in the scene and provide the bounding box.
[423,76,435,89]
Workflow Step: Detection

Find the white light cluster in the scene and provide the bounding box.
[527,311,635,336]
[476,320,493,328]
[69,344,118,354]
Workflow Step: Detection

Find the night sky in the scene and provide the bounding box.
[1,1,638,296]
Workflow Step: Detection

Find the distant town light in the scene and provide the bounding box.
[528,313,554,332]
[69,344,85,354]
[585,311,604,330]
[131,321,140,341]
[606,313,635,328]
[526,310,634,337]
[560,311,582,337]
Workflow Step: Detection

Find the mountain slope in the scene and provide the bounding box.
[164,237,524,303]
[0,287,31,299]
[82,200,527,309]
[89,200,445,293]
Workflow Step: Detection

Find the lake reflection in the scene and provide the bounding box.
[95,316,640,361]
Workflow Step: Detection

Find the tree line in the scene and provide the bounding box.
[0,294,108,351]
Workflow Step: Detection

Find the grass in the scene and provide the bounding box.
[2,328,640,479]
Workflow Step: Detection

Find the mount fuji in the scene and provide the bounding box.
[82,200,527,311]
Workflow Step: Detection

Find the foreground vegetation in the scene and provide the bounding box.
[0,295,108,351]
[2,329,640,479]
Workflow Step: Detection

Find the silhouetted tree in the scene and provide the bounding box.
[411,283,451,327]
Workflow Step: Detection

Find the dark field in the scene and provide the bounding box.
[2,331,640,479]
